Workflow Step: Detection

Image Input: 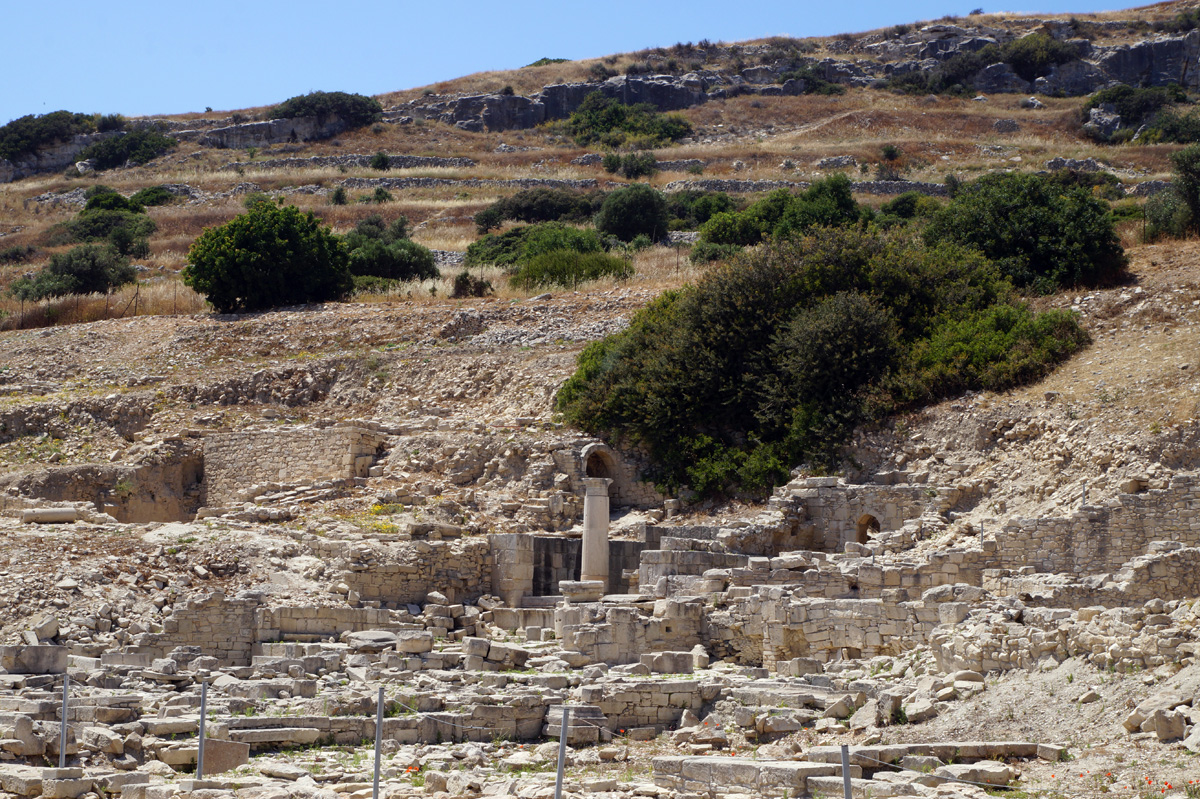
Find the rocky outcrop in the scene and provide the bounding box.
[1033,60,1109,95]
[973,63,1031,93]
[1083,105,1121,139]
[662,178,949,196]
[0,132,119,183]
[198,115,350,149]
[1096,30,1200,90]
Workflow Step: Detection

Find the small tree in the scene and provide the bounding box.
[595,183,668,242]
[1170,143,1200,233]
[9,244,135,301]
[183,203,351,313]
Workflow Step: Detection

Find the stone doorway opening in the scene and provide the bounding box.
[856,514,880,545]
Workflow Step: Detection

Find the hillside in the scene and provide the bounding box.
[0,4,1198,799]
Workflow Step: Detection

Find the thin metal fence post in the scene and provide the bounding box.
[841,743,852,799]
[197,680,207,779]
[554,706,570,799]
[373,686,384,799]
[59,674,70,768]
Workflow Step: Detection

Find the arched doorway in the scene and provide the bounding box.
[585,450,616,479]
[856,514,880,545]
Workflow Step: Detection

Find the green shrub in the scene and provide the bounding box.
[777,64,845,95]
[602,151,658,179]
[129,185,176,207]
[1170,144,1200,234]
[923,171,1127,290]
[9,244,135,301]
[475,188,600,233]
[525,57,570,67]
[667,190,736,229]
[689,241,742,264]
[0,111,97,162]
[1083,84,1185,128]
[271,91,383,128]
[1145,189,1190,239]
[76,128,177,170]
[452,271,494,297]
[369,151,391,170]
[347,239,438,281]
[0,244,37,264]
[699,175,862,245]
[565,92,692,148]
[699,210,763,246]
[183,202,352,313]
[50,208,157,256]
[1149,107,1200,144]
[509,249,633,289]
[84,188,142,213]
[557,227,1086,496]
[1003,33,1082,82]
[887,33,1079,94]
[595,183,668,242]
[466,222,605,267]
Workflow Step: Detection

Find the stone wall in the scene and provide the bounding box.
[993,474,1200,575]
[318,538,492,606]
[783,477,956,551]
[203,425,386,506]
[256,606,408,642]
[138,592,258,665]
[556,598,707,665]
[581,677,718,732]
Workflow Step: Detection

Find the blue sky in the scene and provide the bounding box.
[2,0,1139,124]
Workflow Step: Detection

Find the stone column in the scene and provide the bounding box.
[580,478,613,586]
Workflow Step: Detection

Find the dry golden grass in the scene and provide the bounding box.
[0,279,206,331]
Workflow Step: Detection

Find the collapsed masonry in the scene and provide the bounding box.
[1,429,1199,798]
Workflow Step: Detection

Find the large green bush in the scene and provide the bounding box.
[509,249,633,290]
[348,239,438,281]
[8,244,136,301]
[46,196,157,258]
[595,183,669,242]
[183,203,351,313]
[699,175,862,245]
[557,227,1087,496]
[271,91,383,128]
[76,128,176,170]
[474,188,600,232]
[0,111,101,162]
[667,190,736,229]
[565,92,692,148]
[923,172,1126,291]
[465,222,605,267]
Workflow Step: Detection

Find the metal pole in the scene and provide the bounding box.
[59,674,69,768]
[372,686,384,799]
[840,743,852,799]
[197,680,207,779]
[554,706,570,799]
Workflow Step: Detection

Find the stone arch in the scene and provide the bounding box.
[856,513,881,545]
[581,443,618,480]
